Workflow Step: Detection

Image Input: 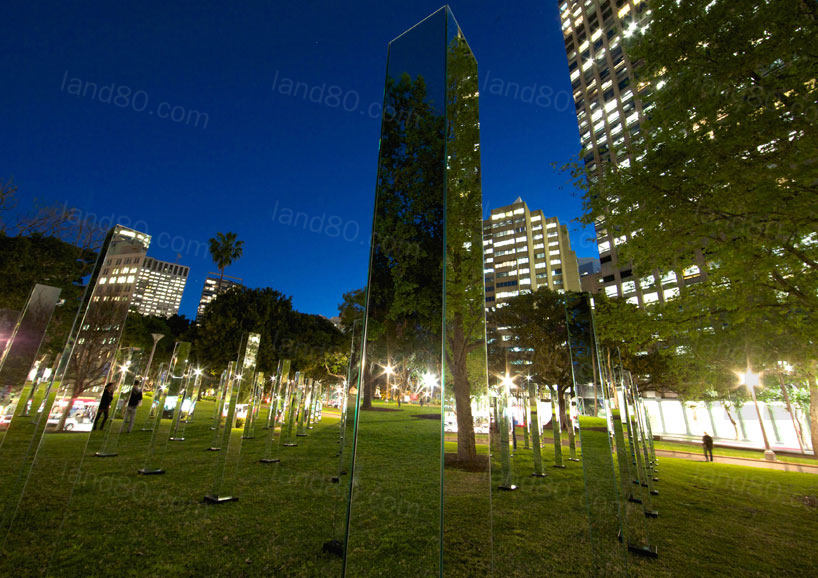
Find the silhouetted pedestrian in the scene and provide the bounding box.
[93,382,115,430]
[702,432,714,462]
[123,381,143,433]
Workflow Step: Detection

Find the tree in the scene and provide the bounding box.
[337,288,365,335]
[443,31,487,463]
[0,233,97,361]
[0,177,106,248]
[208,232,244,291]
[55,299,131,430]
[359,69,445,411]
[574,0,818,449]
[121,311,192,369]
[194,287,344,378]
[579,0,817,315]
[489,288,574,428]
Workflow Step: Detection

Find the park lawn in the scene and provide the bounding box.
[653,439,817,466]
[0,399,815,576]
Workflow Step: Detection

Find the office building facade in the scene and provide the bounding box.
[196,274,243,319]
[483,197,580,309]
[559,0,704,306]
[131,257,189,318]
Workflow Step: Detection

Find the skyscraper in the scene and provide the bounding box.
[130,257,189,318]
[559,0,702,305]
[196,274,243,319]
[483,197,580,309]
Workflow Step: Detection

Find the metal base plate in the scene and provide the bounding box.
[203,495,238,504]
[322,539,343,557]
[628,543,658,558]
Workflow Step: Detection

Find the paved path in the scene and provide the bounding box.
[655,449,818,474]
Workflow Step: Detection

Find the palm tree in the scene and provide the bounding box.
[208,232,244,292]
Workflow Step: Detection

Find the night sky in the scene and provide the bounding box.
[1,0,594,319]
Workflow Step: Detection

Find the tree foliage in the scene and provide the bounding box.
[580,0,817,315]
[121,312,192,367]
[0,233,97,360]
[574,0,818,446]
[489,288,574,426]
[208,231,244,291]
[194,287,344,379]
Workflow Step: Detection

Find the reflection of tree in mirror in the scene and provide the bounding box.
[362,68,445,410]
[57,298,131,429]
[491,289,575,427]
[444,30,485,464]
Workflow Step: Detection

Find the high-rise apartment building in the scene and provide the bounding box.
[196,274,243,319]
[559,0,703,306]
[131,257,189,318]
[483,197,580,309]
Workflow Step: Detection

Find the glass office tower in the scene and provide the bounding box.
[559,0,703,305]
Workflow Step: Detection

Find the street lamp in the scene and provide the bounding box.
[143,333,165,386]
[738,367,776,461]
[385,364,395,403]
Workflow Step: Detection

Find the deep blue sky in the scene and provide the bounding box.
[1,1,594,319]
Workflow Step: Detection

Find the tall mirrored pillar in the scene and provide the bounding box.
[342,8,490,575]
[2,225,150,571]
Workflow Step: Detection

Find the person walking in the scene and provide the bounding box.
[702,432,714,462]
[123,381,143,433]
[93,382,116,431]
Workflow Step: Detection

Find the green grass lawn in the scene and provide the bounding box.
[653,439,818,465]
[0,399,816,576]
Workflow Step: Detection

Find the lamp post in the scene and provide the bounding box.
[740,367,776,461]
[143,333,165,387]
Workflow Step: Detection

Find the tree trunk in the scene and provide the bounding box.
[558,386,569,431]
[808,373,818,455]
[777,370,806,453]
[56,394,79,431]
[605,348,618,409]
[723,404,739,440]
[454,368,476,462]
[360,362,374,410]
[590,346,599,415]
[450,315,477,463]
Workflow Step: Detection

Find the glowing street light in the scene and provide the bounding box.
[737,366,775,461]
[381,363,396,403]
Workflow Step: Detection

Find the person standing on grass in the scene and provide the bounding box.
[123,381,143,433]
[93,382,115,430]
[702,432,714,462]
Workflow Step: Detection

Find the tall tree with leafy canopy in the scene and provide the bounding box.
[579,0,817,311]
[443,29,487,463]
[208,232,244,291]
[194,286,344,377]
[360,69,445,411]
[489,288,574,428]
[574,0,818,446]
